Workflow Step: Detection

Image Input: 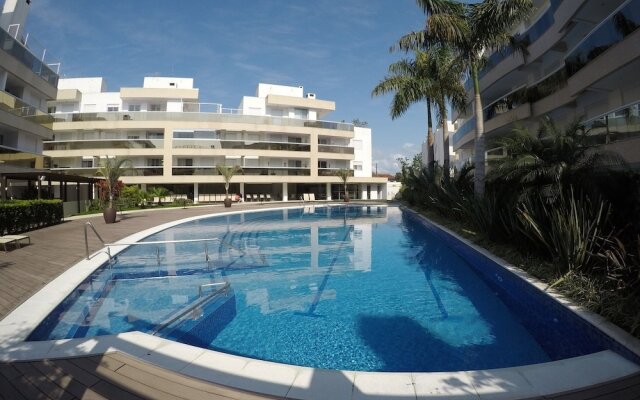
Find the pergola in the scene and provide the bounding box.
[0,166,101,214]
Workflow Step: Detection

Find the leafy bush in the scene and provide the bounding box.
[0,200,63,234]
[172,198,193,208]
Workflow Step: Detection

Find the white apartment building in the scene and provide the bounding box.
[45,77,387,202]
[451,0,640,169]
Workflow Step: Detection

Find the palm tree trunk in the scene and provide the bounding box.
[472,64,486,197]
[427,99,435,166]
[442,98,450,180]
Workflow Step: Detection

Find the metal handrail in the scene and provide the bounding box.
[198,282,228,297]
[84,222,107,260]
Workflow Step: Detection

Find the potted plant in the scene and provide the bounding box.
[336,168,351,202]
[96,157,132,223]
[217,165,242,207]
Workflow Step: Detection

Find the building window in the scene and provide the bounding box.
[177,158,193,166]
[149,104,162,111]
[353,163,363,171]
[47,106,56,113]
[107,104,119,112]
[318,160,328,169]
[81,160,93,168]
[147,132,164,139]
[128,104,141,112]
[127,135,140,140]
[293,108,308,119]
[147,158,162,167]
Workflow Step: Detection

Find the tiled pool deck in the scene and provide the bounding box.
[0,203,639,399]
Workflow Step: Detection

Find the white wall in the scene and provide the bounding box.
[256,83,303,98]
[352,126,372,177]
[433,120,455,166]
[79,92,121,112]
[143,77,193,89]
[58,78,106,93]
[0,0,29,35]
[387,182,401,200]
[239,96,266,115]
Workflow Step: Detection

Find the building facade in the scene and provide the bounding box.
[0,0,60,199]
[451,0,640,169]
[45,78,387,202]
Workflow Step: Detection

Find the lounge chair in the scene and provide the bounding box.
[303,193,310,202]
[309,193,316,201]
[259,194,265,203]
[245,194,252,202]
[0,236,17,252]
[0,234,30,251]
[266,194,272,201]
[253,194,258,202]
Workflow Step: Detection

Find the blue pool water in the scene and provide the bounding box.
[28,206,636,372]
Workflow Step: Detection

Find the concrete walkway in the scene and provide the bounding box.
[0,204,639,399]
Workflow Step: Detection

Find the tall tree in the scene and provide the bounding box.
[425,45,467,176]
[398,0,534,196]
[372,51,436,166]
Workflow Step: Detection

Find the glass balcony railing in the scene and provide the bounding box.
[44,139,164,151]
[172,139,310,152]
[583,102,640,146]
[317,145,355,154]
[53,112,355,132]
[0,90,54,125]
[452,118,475,146]
[0,27,59,86]
[50,166,163,176]
[318,168,353,177]
[172,166,311,176]
[565,0,640,77]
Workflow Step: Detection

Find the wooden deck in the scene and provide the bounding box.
[1,204,639,399]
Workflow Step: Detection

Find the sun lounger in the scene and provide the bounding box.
[266,194,272,201]
[253,194,258,201]
[246,194,252,202]
[0,234,30,251]
[259,194,265,203]
[303,193,310,202]
[309,193,316,201]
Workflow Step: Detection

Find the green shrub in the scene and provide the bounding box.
[173,198,193,208]
[0,200,63,234]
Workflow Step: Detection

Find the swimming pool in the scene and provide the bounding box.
[27,205,640,372]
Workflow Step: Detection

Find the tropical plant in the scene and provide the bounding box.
[488,117,624,201]
[96,157,132,209]
[397,0,535,196]
[217,165,242,200]
[335,168,351,200]
[372,51,436,165]
[148,186,170,205]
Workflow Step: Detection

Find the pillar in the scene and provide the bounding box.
[37,178,42,199]
[282,182,288,202]
[326,182,332,201]
[87,181,92,201]
[0,175,6,200]
[239,182,245,202]
[48,179,52,199]
[76,181,81,213]
[193,183,199,204]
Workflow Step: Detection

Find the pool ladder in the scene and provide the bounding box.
[83,221,220,267]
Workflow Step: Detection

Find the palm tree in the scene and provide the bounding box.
[398,0,534,196]
[336,168,351,201]
[96,157,132,210]
[372,51,436,166]
[217,165,242,206]
[424,45,467,176]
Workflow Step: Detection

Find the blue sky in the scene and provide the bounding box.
[25,0,429,173]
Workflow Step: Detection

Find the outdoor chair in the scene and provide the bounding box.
[246,194,252,202]
[309,193,316,201]
[266,194,272,201]
[0,234,30,251]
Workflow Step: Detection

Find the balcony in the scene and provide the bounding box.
[172,139,310,152]
[0,90,54,125]
[172,166,311,176]
[452,118,475,147]
[53,112,355,132]
[317,144,354,155]
[50,166,163,176]
[44,139,164,151]
[0,27,59,86]
[318,168,354,177]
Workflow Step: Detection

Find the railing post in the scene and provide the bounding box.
[84,223,90,259]
[156,247,161,266]
[204,242,209,262]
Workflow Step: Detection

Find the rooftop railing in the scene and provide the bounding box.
[0,25,59,86]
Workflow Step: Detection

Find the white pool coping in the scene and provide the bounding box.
[1,204,639,399]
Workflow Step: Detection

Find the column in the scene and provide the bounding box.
[140,183,147,191]
[193,183,199,204]
[325,182,332,201]
[76,181,81,213]
[239,182,245,202]
[87,181,92,201]
[0,175,6,201]
[37,178,42,199]
[282,182,288,202]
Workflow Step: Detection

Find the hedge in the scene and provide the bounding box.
[0,200,64,235]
